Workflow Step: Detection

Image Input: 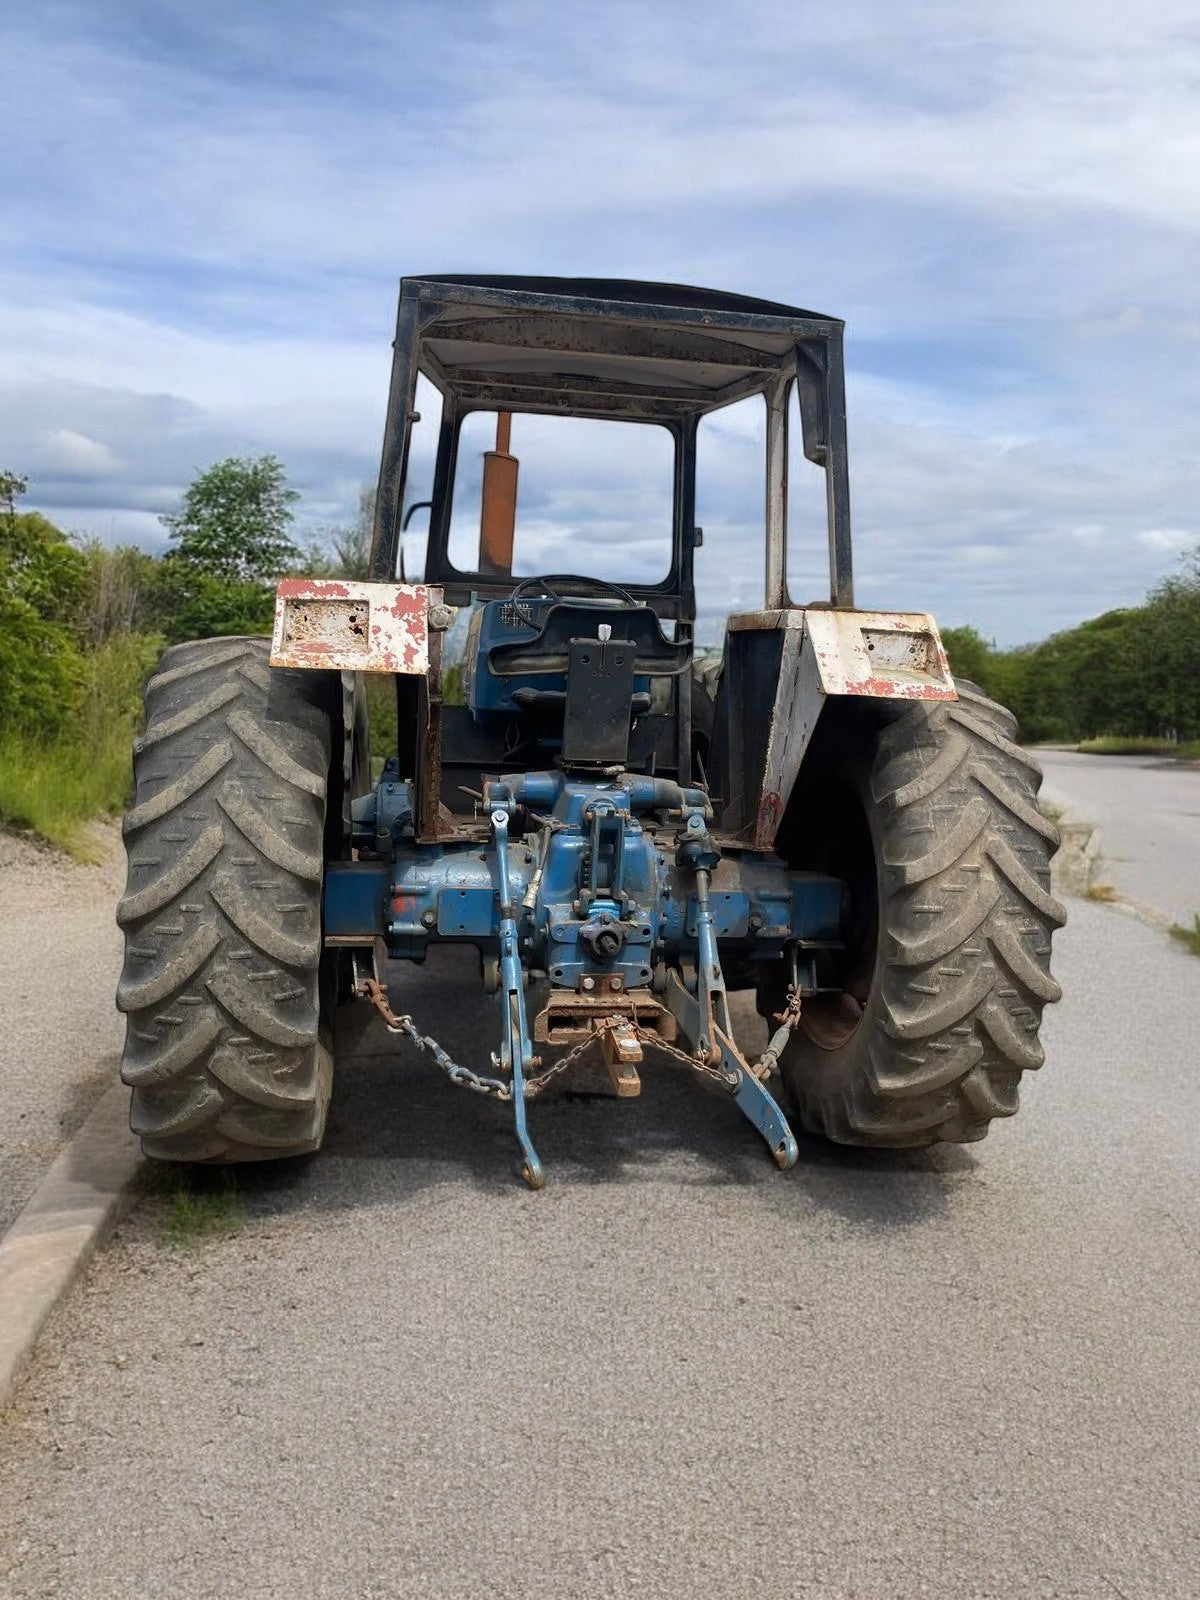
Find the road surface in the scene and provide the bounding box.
[2,901,1198,1599]
[1039,749,1200,925]
[2,753,1198,1599]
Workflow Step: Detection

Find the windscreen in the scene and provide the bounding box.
[446,410,674,586]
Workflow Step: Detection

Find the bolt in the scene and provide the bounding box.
[421,909,437,928]
[428,603,454,630]
[582,976,595,991]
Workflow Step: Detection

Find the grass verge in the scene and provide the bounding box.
[1075,736,1200,759]
[0,633,157,857]
[0,731,132,858]
[1169,915,1200,957]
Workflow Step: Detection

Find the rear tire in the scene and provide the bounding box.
[774,681,1065,1147]
[117,637,337,1162]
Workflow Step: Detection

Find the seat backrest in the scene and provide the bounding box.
[487,601,691,678]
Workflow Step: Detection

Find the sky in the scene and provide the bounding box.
[2,0,1198,646]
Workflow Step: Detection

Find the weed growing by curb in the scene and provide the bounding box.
[1086,883,1119,903]
[1169,915,1200,957]
[154,1170,240,1248]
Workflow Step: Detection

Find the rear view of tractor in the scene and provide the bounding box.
[116,276,1064,1186]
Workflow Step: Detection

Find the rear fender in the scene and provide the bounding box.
[718,608,956,849]
[270,578,448,675]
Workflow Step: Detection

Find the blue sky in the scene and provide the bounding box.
[2,0,1197,645]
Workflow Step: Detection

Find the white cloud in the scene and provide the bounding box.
[1138,528,1194,553]
[38,428,121,476]
[0,0,1196,645]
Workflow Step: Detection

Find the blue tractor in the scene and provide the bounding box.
[117,277,1064,1186]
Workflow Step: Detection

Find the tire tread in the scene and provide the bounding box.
[783,681,1064,1146]
[117,637,334,1162]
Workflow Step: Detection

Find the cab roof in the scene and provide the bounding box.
[399,274,843,422]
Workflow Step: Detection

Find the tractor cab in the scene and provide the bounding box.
[345,275,871,832]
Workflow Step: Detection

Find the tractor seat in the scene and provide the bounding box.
[487,601,691,679]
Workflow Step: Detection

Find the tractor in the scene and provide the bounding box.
[116,276,1064,1187]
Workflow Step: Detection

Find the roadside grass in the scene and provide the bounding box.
[0,730,132,859]
[1169,915,1200,957]
[0,633,156,858]
[1086,882,1119,902]
[1075,735,1200,759]
[153,1169,241,1248]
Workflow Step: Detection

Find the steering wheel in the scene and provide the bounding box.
[509,573,638,628]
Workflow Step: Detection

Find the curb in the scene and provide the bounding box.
[1046,815,1182,934]
[1051,819,1101,899]
[0,1082,141,1410]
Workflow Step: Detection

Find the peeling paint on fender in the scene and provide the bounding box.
[270,579,440,674]
[801,609,956,701]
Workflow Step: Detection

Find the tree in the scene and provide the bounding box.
[940,625,994,689]
[162,455,299,582]
[1,469,28,520]
[158,455,300,642]
[71,539,162,647]
[308,484,375,580]
[1141,566,1200,740]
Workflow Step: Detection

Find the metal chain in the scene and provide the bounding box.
[363,979,513,1099]
[629,1022,731,1084]
[523,1032,607,1097]
[361,978,791,1100]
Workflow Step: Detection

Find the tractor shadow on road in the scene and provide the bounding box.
[229,963,979,1234]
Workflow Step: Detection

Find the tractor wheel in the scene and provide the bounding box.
[773,681,1065,1147]
[690,653,722,771]
[116,637,338,1162]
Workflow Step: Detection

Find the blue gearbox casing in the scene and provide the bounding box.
[463,598,651,731]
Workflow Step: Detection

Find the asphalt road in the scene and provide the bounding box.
[1038,750,1200,926]
[2,754,1198,1598]
[2,885,1198,1599]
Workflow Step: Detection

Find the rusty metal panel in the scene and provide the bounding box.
[801,609,956,700]
[727,608,805,632]
[270,580,432,674]
[533,989,677,1045]
[755,626,824,850]
[717,607,957,850]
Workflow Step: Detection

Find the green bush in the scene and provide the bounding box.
[73,539,162,644]
[0,510,90,738]
[942,552,1200,745]
[154,562,275,644]
[0,727,134,855]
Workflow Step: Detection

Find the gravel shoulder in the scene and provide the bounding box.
[0,825,125,1235]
